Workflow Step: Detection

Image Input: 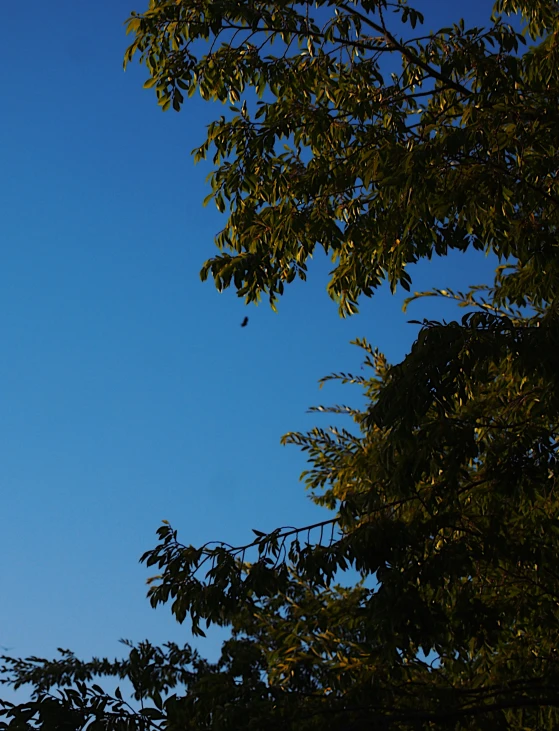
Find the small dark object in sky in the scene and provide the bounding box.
[241,317,249,327]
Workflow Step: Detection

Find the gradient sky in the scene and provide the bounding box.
[1,0,504,690]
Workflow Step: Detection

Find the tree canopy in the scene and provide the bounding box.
[2,0,559,729]
[124,0,559,316]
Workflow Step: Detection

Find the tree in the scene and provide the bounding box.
[2,0,559,728]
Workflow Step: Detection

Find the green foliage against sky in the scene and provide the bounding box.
[2,0,559,728]
[124,0,559,316]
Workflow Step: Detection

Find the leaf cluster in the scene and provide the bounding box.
[125,0,559,315]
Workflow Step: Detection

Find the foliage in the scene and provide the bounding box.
[123,0,559,316]
[2,0,559,728]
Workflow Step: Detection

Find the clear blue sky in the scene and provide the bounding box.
[1,0,500,680]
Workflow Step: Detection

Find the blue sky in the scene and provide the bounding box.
[1,0,501,686]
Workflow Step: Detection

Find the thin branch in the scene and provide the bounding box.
[338,2,472,97]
